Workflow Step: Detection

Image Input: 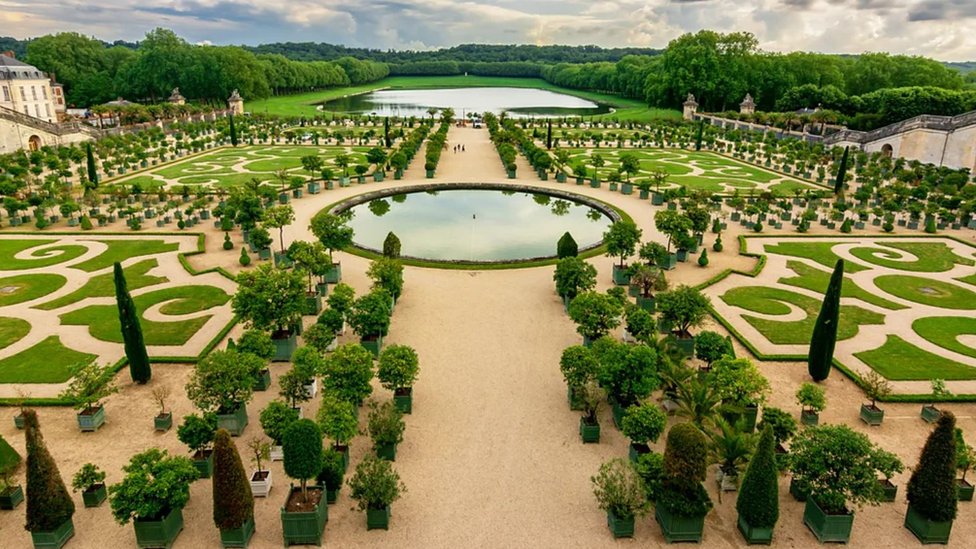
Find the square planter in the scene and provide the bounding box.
[655,505,706,543]
[957,479,974,501]
[133,507,184,549]
[270,445,284,462]
[801,410,819,426]
[738,514,774,545]
[636,295,655,313]
[219,516,255,548]
[216,403,249,436]
[272,332,298,362]
[621,183,633,195]
[607,510,635,538]
[904,503,953,544]
[0,484,24,509]
[81,483,107,507]
[307,182,321,194]
[14,413,24,429]
[30,517,74,549]
[376,442,397,461]
[672,335,695,357]
[292,189,303,199]
[879,479,897,503]
[360,335,383,358]
[304,293,322,316]
[77,405,106,432]
[193,450,214,479]
[366,505,391,530]
[153,411,173,431]
[567,384,584,411]
[611,264,631,285]
[304,378,318,400]
[281,485,328,546]
[258,248,272,261]
[393,387,412,414]
[253,369,272,391]
[803,498,853,543]
[921,405,942,423]
[860,403,884,426]
[250,470,273,498]
[579,417,600,443]
[657,254,677,271]
[789,477,809,502]
[325,263,341,284]
[652,193,664,205]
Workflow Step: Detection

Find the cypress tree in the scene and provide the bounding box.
[695,119,704,151]
[546,119,552,150]
[808,259,843,381]
[85,142,97,186]
[557,232,578,258]
[833,146,849,195]
[212,429,254,531]
[229,114,238,147]
[24,409,75,533]
[736,426,779,532]
[907,412,958,522]
[384,117,392,148]
[114,262,151,384]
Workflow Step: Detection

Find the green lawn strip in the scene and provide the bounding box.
[721,286,885,344]
[35,259,166,311]
[71,240,179,273]
[59,285,230,345]
[913,317,976,360]
[0,336,96,384]
[763,242,868,273]
[0,240,87,270]
[0,274,67,306]
[779,260,905,310]
[855,334,976,381]
[959,273,976,286]
[0,317,30,350]
[848,242,974,272]
[873,275,976,310]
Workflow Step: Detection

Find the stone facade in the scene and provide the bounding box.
[740,94,755,115]
[228,90,244,115]
[0,51,61,124]
[682,93,698,121]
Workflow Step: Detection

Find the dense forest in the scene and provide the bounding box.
[3,29,976,130]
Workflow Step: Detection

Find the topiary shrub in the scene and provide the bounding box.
[752,222,763,233]
[907,412,957,522]
[657,422,713,516]
[239,247,250,266]
[80,216,93,230]
[223,233,234,250]
[712,236,723,252]
[382,232,401,258]
[283,419,323,503]
[736,426,779,529]
[925,218,937,234]
[591,458,649,519]
[347,455,405,511]
[24,409,75,532]
[620,403,667,450]
[697,248,709,267]
[840,219,852,233]
[212,429,253,530]
[109,449,198,524]
[259,400,299,445]
[557,231,578,258]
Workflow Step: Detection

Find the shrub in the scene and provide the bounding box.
[567,291,622,340]
[634,451,665,502]
[553,257,597,300]
[656,285,711,336]
[177,413,218,455]
[697,248,709,267]
[239,247,250,266]
[908,412,958,521]
[348,455,405,511]
[185,350,262,413]
[624,306,656,343]
[604,220,642,267]
[367,258,404,300]
[557,232,578,258]
[736,426,779,529]
[862,370,892,407]
[317,307,345,335]
[108,449,198,524]
[283,419,323,502]
[707,357,770,407]
[694,331,733,365]
[348,289,392,338]
[316,394,358,447]
[232,263,306,334]
[382,232,401,258]
[322,343,374,404]
[80,216,93,230]
[223,233,234,250]
[658,422,713,516]
[211,429,253,530]
[758,407,797,446]
[559,345,598,390]
[956,428,976,482]
[235,330,275,362]
[317,449,344,491]
[840,219,852,233]
[71,463,106,493]
[620,403,667,447]
[24,410,75,532]
[377,344,420,392]
[326,283,356,317]
[593,337,660,406]
[259,401,299,445]
[367,400,406,449]
[58,361,118,412]
[302,323,336,354]
[796,382,826,414]
[591,458,649,519]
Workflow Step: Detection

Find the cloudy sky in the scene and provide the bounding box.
[2,0,976,61]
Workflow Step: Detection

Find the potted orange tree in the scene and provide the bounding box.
[348,455,406,530]
[280,419,328,545]
[377,344,420,414]
[592,458,649,538]
[59,361,118,432]
[71,463,107,508]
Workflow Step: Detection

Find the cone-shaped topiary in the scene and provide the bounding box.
[212,429,253,531]
[23,409,75,533]
[229,114,238,147]
[736,425,778,529]
[239,247,250,266]
[114,262,151,384]
[833,146,849,195]
[557,232,578,258]
[907,412,958,522]
[697,248,709,267]
[86,142,98,186]
[382,232,402,259]
[283,419,323,502]
[808,259,843,381]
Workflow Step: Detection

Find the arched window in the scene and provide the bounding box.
[881,144,893,158]
[27,135,41,151]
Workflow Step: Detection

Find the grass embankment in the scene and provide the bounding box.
[248,76,680,123]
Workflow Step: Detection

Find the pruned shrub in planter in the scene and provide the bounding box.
[24,410,75,542]
[347,455,406,530]
[694,331,733,367]
[322,343,374,405]
[905,413,958,543]
[185,350,262,428]
[72,463,107,508]
[212,429,254,544]
[796,382,826,426]
[592,458,649,538]
[554,257,597,304]
[177,413,217,476]
[283,419,323,503]
[108,449,198,530]
[593,337,660,420]
[655,423,712,542]
[317,449,345,503]
[367,401,405,461]
[316,394,358,454]
[621,402,666,461]
[568,292,623,344]
[259,400,299,452]
[378,344,420,414]
[736,426,779,544]
[757,407,797,471]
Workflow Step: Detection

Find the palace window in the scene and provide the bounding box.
[20,86,25,101]
[42,87,47,100]
[31,86,36,100]
[45,104,51,117]
[1,86,9,101]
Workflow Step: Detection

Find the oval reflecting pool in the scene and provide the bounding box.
[343,188,613,262]
[320,87,612,118]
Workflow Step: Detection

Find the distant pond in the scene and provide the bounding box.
[319,87,612,118]
[343,188,613,262]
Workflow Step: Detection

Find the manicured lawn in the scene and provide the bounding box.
[60,285,230,345]
[0,336,96,384]
[959,272,976,286]
[0,317,30,350]
[913,317,976,360]
[763,242,867,273]
[779,261,905,310]
[855,335,976,381]
[0,240,87,270]
[0,274,67,306]
[873,275,976,310]
[71,240,179,273]
[248,76,681,122]
[721,286,885,344]
[35,259,167,311]
[848,242,974,272]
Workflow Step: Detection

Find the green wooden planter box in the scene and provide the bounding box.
[376,442,397,461]
[14,413,24,429]
[316,282,329,297]
[636,295,655,313]
[607,510,635,538]
[789,477,809,502]
[590,178,601,188]
[373,171,385,182]
[567,385,583,411]
[639,189,649,199]
[579,417,600,443]
[216,403,249,436]
[921,405,942,423]
[652,193,664,205]
[657,254,677,270]
[304,293,323,316]
[281,486,328,546]
[253,369,272,391]
[611,400,626,429]
[879,479,897,503]
[393,387,412,414]
[611,264,631,285]
[133,507,184,549]
[673,336,695,357]
[258,248,272,261]
[193,451,214,479]
[366,505,391,530]
[82,484,107,507]
[904,503,953,544]
[957,479,974,501]
[278,193,290,204]
[307,182,321,194]
[608,182,618,192]
[506,169,516,179]
[326,487,339,504]
[360,335,383,358]
[860,404,884,426]
[621,183,633,195]
[30,517,74,549]
[325,263,341,283]
[801,410,819,426]
[153,413,172,433]
[272,333,298,362]
[219,516,256,548]
[803,498,853,543]
[676,249,689,262]
[0,485,24,509]
[292,188,303,199]
[656,505,706,543]
[738,514,774,545]
[77,405,106,432]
